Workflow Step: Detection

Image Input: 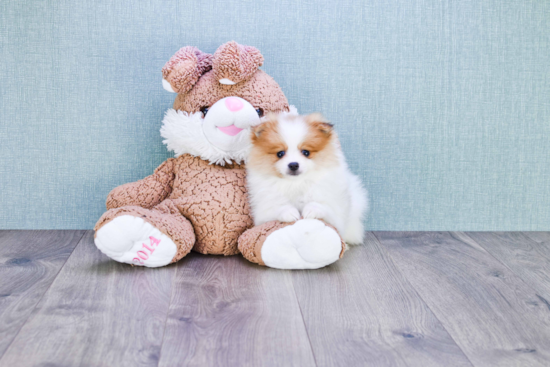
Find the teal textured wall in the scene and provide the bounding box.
[1,0,549,230]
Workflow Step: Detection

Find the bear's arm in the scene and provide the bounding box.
[106,158,176,210]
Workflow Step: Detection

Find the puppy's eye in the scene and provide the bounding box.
[301,150,310,157]
[256,108,264,117]
[276,151,285,158]
[200,107,209,117]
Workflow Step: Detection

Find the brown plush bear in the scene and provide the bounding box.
[94,41,345,269]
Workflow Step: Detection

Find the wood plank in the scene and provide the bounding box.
[291,232,473,367]
[158,253,316,367]
[374,231,550,367]
[0,231,176,367]
[0,230,84,359]
[465,232,550,301]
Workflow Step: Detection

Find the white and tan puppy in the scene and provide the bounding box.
[247,113,368,245]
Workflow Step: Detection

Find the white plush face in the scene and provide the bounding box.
[202,96,261,153]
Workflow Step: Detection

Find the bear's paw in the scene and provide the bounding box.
[95,215,177,267]
[261,219,343,269]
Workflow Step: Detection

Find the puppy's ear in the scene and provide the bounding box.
[251,114,278,140]
[250,124,265,139]
[306,113,333,135]
[316,122,334,134]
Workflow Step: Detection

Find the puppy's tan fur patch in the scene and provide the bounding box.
[249,115,288,176]
[300,113,337,166]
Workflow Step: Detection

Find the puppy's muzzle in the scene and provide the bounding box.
[288,162,300,175]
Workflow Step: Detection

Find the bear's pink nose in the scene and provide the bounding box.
[225,97,244,112]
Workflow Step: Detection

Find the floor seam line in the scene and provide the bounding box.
[0,229,87,364]
[521,232,550,262]
[156,261,179,367]
[459,231,550,303]
[289,272,319,367]
[371,231,477,367]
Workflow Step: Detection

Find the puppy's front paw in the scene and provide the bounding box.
[302,202,327,220]
[278,207,301,223]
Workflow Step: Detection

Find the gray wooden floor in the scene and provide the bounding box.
[1,231,550,367]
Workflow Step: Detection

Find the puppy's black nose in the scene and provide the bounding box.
[288,162,299,171]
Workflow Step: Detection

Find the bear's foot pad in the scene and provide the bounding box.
[261,219,342,269]
[95,215,177,267]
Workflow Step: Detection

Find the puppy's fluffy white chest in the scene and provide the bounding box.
[249,167,339,208]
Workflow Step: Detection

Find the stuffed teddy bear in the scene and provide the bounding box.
[94,41,346,269]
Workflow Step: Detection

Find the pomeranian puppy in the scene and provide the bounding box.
[247,113,368,245]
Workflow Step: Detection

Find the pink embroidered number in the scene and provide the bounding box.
[137,251,149,260]
[132,236,161,265]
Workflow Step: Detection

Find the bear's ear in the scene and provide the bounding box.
[212,41,264,85]
[162,46,213,94]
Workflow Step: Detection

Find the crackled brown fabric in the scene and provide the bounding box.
[105,159,175,210]
[96,154,253,258]
[173,69,289,114]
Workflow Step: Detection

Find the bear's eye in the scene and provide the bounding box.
[301,150,310,157]
[256,108,264,117]
[277,151,285,158]
[200,107,209,117]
